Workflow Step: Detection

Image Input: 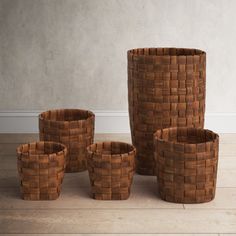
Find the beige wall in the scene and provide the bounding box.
[0,0,235,112]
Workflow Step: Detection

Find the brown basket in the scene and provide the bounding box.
[39,109,95,173]
[128,48,206,175]
[17,141,67,200]
[154,127,219,203]
[87,141,136,200]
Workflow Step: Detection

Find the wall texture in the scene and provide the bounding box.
[0,0,235,112]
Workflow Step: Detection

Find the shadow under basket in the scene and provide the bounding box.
[154,127,219,203]
[16,141,67,200]
[39,109,95,173]
[87,141,136,200]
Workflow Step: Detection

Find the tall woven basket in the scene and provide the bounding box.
[39,109,95,173]
[128,48,206,175]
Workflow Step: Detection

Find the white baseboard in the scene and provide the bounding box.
[0,110,129,133]
[0,110,235,133]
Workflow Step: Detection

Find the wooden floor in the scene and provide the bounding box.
[0,133,236,235]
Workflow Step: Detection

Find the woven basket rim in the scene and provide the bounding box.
[39,108,95,123]
[128,47,206,57]
[87,141,136,156]
[154,127,219,146]
[16,141,67,156]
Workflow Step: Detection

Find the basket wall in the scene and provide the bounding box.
[39,109,95,172]
[154,127,219,203]
[128,48,206,175]
[87,142,136,200]
[17,141,67,200]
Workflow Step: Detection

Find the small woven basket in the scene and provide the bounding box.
[128,48,206,175]
[17,141,67,200]
[154,127,219,203]
[39,109,95,173]
[87,141,136,200]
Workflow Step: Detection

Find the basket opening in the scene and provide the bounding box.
[154,127,218,144]
[128,48,205,56]
[88,142,135,155]
[17,142,66,155]
[40,109,94,122]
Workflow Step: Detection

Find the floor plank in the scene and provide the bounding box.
[218,157,236,169]
[184,187,236,209]
[1,133,236,234]
[1,167,235,189]
[219,143,236,156]
[0,234,219,236]
[220,234,236,236]
[2,186,236,210]
[1,142,235,157]
[218,133,236,143]
[217,169,236,187]
[0,171,235,211]
[1,209,236,234]
[0,185,183,210]
[0,170,157,189]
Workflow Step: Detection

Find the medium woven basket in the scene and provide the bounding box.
[154,127,219,203]
[128,48,206,175]
[39,109,95,172]
[87,141,136,200]
[17,141,67,200]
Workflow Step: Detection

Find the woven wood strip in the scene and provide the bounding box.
[39,109,95,173]
[128,48,206,175]
[154,127,219,203]
[87,141,136,200]
[16,141,67,200]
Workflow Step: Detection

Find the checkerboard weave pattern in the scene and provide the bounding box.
[39,109,95,172]
[17,141,67,200]
[87,142,136,200]
[128,48,206,175]
[154,127,219,203]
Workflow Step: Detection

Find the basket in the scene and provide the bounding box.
[39,109,95,172]
[128,48,206,175]
[87,141,136,200]
[16,141,67,200]
[154,127,219,203]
